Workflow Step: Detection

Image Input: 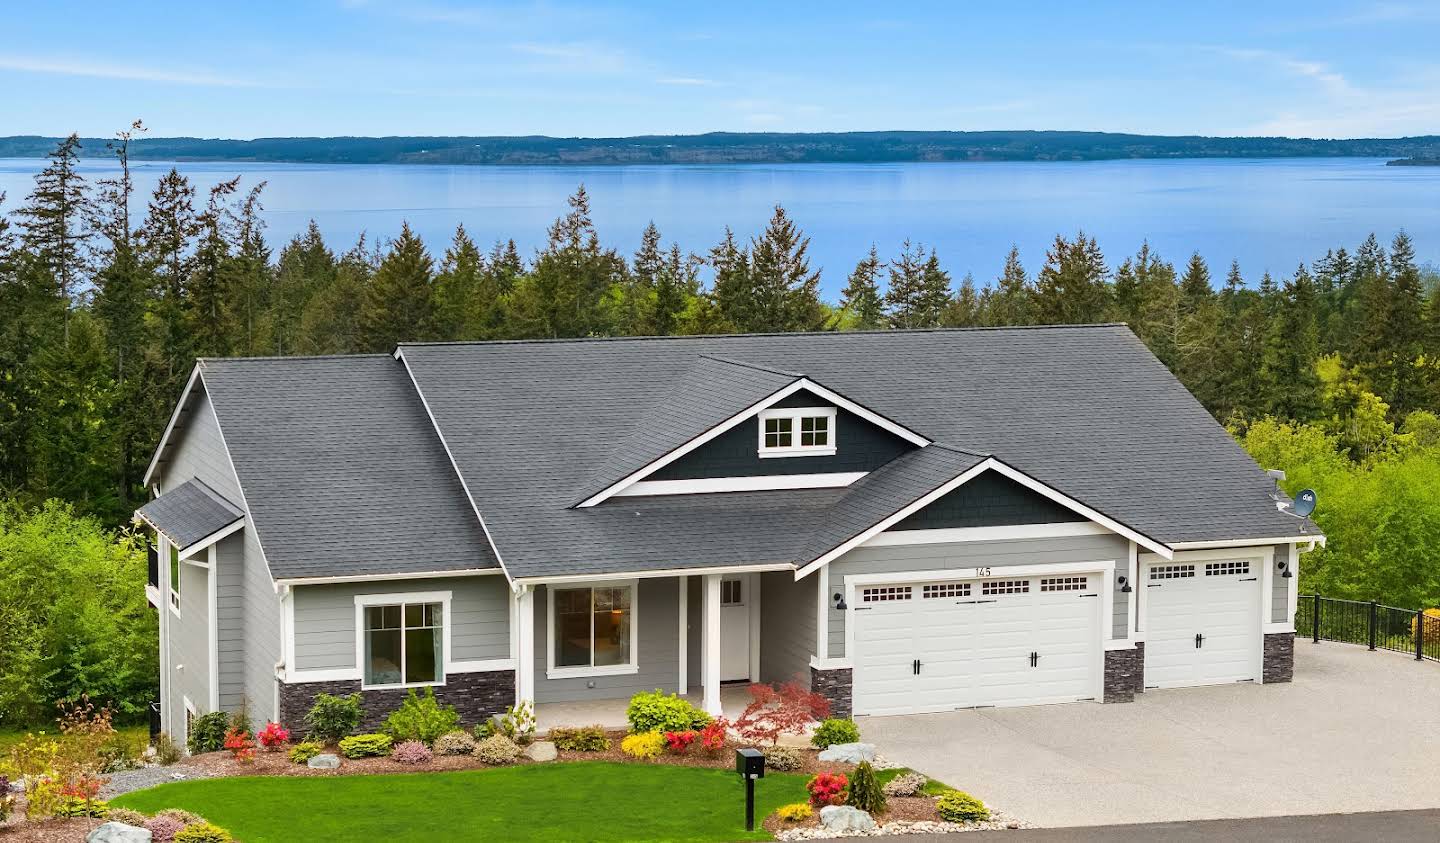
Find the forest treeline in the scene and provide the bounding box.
[3,132,1440,606]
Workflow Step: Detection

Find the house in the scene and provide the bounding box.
[136,325,1322,744]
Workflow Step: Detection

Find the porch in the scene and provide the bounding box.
[534,684,755,732]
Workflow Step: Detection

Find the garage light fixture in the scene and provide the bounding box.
[1117,575,1132,594]
[833,592,847,611]
[1278,560,1293,579]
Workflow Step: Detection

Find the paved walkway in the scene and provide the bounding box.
[861,640,1440,826]
[907,809,1440,842]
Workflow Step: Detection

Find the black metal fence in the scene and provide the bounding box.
[1296,594,1440,662]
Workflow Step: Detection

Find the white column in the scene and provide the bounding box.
[516,586,536,707]
[677,576,688,695]
[814,564,829,663]
[158,534,171,736]
[702,574,722,715]
[1127,541,1139,640]
[748,573,761,682]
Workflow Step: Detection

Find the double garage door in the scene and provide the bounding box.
[853,574,1103,716]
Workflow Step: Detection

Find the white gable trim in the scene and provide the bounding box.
[142,362,205,488]
[614,472,866,498]
[578,377,930,508]
[862,521,1111,547]
[175,518,246,560]
[1169,535,1325,550]
[794,457,1172,580]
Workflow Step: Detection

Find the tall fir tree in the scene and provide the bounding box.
[944,272,982,327]
[299,234,374,354]
[1032,231,1110,325]
[139,168,198,382]
[189,178,241,358]
[652,243,698,337]
[224,184,272,356]
[839,245,886,330]
[747,205,825,332]
[885,241,951,328]
[708,227,752,332]
[16,134,89,339]
[358,222,437,351]
[1385,230,1426,415]
[510,185,627,338]
[987,245,1032,326]
[1262,264,1322,420]
[432,225,486,340]
[268,220,335,356]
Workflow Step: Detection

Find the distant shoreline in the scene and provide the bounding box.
[2,130,1439,166]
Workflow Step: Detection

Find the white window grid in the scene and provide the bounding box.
[1205,560,1251,577]
[1149,564,1196,580]
[981,579,1030,596]
[862,586,912,602]
[922,582,971,599]
[1040,576,1089,592]
[721,579,744,606]
[758,406,838,457]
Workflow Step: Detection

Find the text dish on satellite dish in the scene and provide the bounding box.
[1292,489,1317,518]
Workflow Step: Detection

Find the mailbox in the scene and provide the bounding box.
[735,747,765,779]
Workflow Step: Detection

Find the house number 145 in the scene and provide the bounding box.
[974,567,992,577]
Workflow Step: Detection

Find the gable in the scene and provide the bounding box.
[647,388,918,481]
[890,469,1086,531]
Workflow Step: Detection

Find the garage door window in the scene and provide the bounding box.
[981,579,1029,595]
[1040,576,1089,591]
[1204,561,1250,576]
[922,582,970,598]
[862,586,911,602]
[1149,564,1195,580]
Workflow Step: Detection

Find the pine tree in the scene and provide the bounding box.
[16,134,89,339]
[1386,231,1426,415]
[224,184,272,356]
[885,241,950,329]
[358,222,436,351]
[944,272,982,327]
[987,245,1031,326]
[1033,231,1110,325]
[1129,244,1178,369]
[299,235,373,354]
[1262,264,1321,420]
[708,227,751,332]
[652,243,698,337]
[268,221,334,356]
[510,185,627,338]
[839,245,885,330]
[189,178,241,357]
[748,205,824,332]
[1175,252,1222,408]
[433,225,485,339]
[139,168,199,380]
[1178,251,1214,317]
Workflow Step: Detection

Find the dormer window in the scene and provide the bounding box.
[758,406,837,457]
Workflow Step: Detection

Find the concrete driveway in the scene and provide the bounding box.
[860,640,1440,827]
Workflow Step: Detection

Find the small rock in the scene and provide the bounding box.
[307,753,341,769]
[1008,821,1021,828]
[818,805,875,833]
[816,742,876,764]
[87,821,153,843]
[524,740,557,762]
[169,772,188,780]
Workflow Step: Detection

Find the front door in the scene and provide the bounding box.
[719,575,751,681]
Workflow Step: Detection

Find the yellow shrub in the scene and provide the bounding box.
[620,731,664,760]
[1411,608,1440,640]
[776,802,813,822]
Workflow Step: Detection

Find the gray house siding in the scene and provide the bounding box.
[825,533,1131,658]
[215,533,246,712]
[649,390,915,481]
[170,559,211,730]
[534,578,681,704]
[759,571,816,685]
[292,575,511,672]
[894,471,1085,530]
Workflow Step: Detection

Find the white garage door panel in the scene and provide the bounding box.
[1144,561,1262,688]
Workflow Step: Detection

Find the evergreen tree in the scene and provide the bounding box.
[1386,231,1426,415]
[510,186,627,338]
[839,245,886,330]
[944,272,982,327]
[625,221,664,334]
[987,245,1032,326]
[299,235,373,354]
[433,225,486,340]
[1178,251,1214,317]
[1128,244,1178,369]
[1175,253,1221,407]
[708,227,751,332]
[1262,264,1322,420]
[16,134,89,338]
[747,205,825,332]
[268,221,334,356]
[652,243,698,337]
[189,178,241,357]
[1033,231,1110,325]
[139,169,198,381]
[224,184,272,356]
[358,223,437,351]
[885,241,950,329]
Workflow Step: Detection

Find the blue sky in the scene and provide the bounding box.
[3,1,1438,139]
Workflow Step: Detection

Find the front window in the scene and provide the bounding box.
[363,601,443,687]
[758,407,837,457]
[169,545,181,612]
[552,584,634,672]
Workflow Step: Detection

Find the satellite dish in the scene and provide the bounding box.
[1292,489,1317,518]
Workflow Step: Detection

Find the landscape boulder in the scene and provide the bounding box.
[819,805,876,833]
[307,753,342,769]
[817,742,876,764]
[524,741,558,762]
[86,822,153,843]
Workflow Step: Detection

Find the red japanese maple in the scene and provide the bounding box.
[734,681,830,746]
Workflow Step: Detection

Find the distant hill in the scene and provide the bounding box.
[4,130,1440,165]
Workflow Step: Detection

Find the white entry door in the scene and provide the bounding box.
[1144,559,1262,688]
[719,576,751,681]
[852,574,1102,716]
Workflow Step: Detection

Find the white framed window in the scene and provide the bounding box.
[354,591,450,689]
[546,580,639,679]
[169,544,182,615]
[981,579,1030,596]
[1040,576,1089,592]
[1149,564,1195,580]
[923,582,971,599]
[721,578,744,606]
[862,586,912,602]
[758,406,837,458]
[1205,561,1250,577]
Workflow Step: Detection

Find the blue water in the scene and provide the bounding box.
[2,157,1436,297]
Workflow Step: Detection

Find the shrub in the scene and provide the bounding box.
[24,778,65,819]
[882,771,928,797]
[497,701,536,745]
[144,816,187,842]
[227,700,252,737]
[699,717,728,752]
[0,775,11,822]
[664,730,698,753]
[288,741,324,765]
[550,725,609,752]
[776,802,813,822]
[473,719,497,740]
[257,721,290,750]
[154,732,182,765]
[338,733,393,759]
[107,807,150,826]
[736,681,830,746]
[381,687,459,746]
[174,821,234,843]
[625,689,711,734]
[811,718,861,749]
[187,711,229,754]
[473,734,521,765]
[620,731,665,760]
[434,731,477,756]
[155,809,207,826]
[391,740,433,764]
[936,790,990,823]
[806,772,848,808]
[305,692,363,743]
[847,761,886,814]
[222,727,255,762]
[53,795,109,818]
[98,738,142,772]
[762,745,804,771]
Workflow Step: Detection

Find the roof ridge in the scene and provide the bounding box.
[696,353,805,378]
[928,442,993,458]
[199,353,394,363]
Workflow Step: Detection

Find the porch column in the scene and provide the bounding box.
[516,586,535,708]
[677,576,688,695]
[701,573,722,715]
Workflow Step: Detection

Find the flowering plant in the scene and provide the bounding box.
[257,721,290,750]
[663,730,697,753]
[222,727,256,761]
[806,772,849,807]
[698,717,728,752]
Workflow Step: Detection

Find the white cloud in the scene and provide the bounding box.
[657,76,718,87]
[0,54,263,87]
[510,42,628,74]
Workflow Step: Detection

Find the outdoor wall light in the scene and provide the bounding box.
[832,592,847,611]
[1278,560,1293,579]
[1117,575,1132,594]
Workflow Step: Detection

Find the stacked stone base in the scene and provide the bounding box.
[1102,642,1145,703]
[278,670,516,731]
[811,665,853,719]
[1263,632,1295,683]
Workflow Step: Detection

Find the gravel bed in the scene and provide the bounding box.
[773,810,1030,839]
[100,765,213,797]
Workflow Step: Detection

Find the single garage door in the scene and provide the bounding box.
[1143,559,1262,688]
[852,574,1103,716]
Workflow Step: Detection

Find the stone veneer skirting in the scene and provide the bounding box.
[810,665,853,719]
[278,670,516,732]
[1102,642,1145,703]
[1263,632,1295,683]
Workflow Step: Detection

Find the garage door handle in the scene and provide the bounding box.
[1195,633,1205,648]
[1029,651,1038,667]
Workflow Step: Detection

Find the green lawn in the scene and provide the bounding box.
[113,762,809,842]
[876,766,953,796]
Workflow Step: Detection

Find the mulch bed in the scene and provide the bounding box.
[0,814,101,842]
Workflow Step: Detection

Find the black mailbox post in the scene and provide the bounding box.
[736,748,765,830]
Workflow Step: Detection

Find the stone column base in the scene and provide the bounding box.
[810,665,853,719]
[1103,642,1145,703]
[1263,632,1295,683]
[278,670,516,731]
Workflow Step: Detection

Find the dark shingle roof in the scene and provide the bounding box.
[136,478,243,550]
[199,355,498,580]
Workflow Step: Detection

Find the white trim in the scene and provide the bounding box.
[702,574,722,715]
[275,568,504,587]
[862,522,1110,548]
[797,457,1171,581]
[1104,639,1139,651]
[515,586,535,707]
[1263,622,1296,634]
[1169,535,1324,550]
[544,578,640,680]
[354,590,452,690]
[281,586,295,680]
[176,518,246,560]
[748,572,762,682]
[181,696,197,755]
[207,545,219,712]
[287,667,362,683]
[677,576,688,694]
[397,349,515,587]
[757,406,838,458]
[809,656,853,670]
[518,562,792,586]
[578,377,931,507]
[815,564,829,661]
[448,658,518,673]
[166,538,182,618]
[146,583,162,609]
[614,472,865,498]
[1127,541,1140,638]
[142,364,204,488]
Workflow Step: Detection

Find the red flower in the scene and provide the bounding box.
[806,772,849,808]
[223,727,256,758]
[663,730,698,753]
[257,721,290,750]
[699,717,728,752]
